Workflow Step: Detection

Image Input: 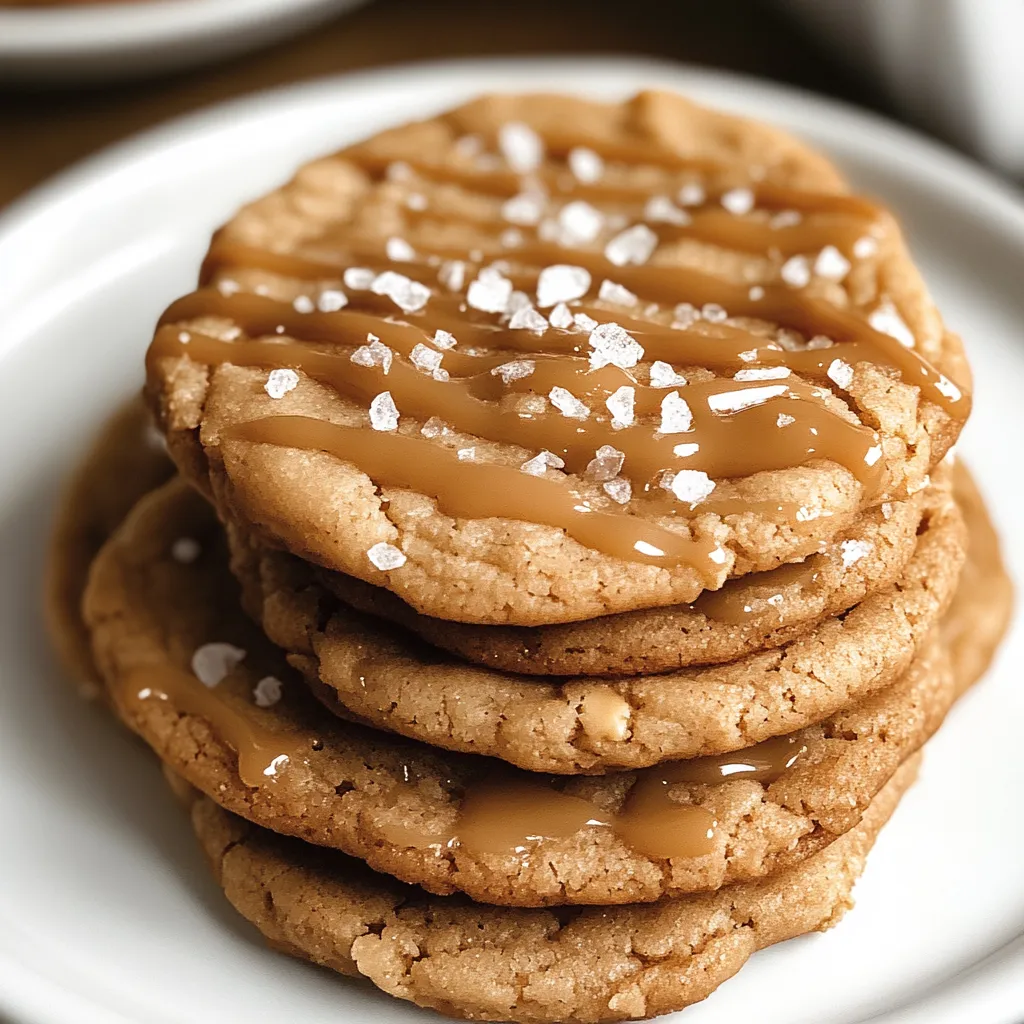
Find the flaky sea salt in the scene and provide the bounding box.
[585,444,624,481]
[781,255,811,288]
[253,676,283,708]
[350,338,393,374]
[520,450,565,476]
[433,329,457,349]
[709,384,788,413]
[827,358,855,390]
[588,322,644,369]
[292,295,315,314]
[568,146,603,183]
[701,303,728,323]
[558,200,604,244]
[467,266,514,313]
[264,368,299,399]
[344,267,375,290]
[602,477,632,504]
[644,195,691,226]
[410,343,444,375]
[815,245,851,282]
[549,386,590,420]
[537,264,591,307]
[748,285,765,301]
[171,537,200,564]
[734,367,790,382]
[491,359,536,383]
[869,299,916,348]
[605,385,635,429]
[406,192,428,211]
[317,289,348,312]
[191,642,245,687]
[367,542,406,570]
[854,236,879,259]
[509,305,549,333]
[502,190,546,226]
[598,279,638,306]
[369,391,400,431]
[498,122,544,173]
[573,312,599,331]
[720,187,755,215]
[549,302,574,329]
[665,469,716,505]
[672,302,700,328]
[673,442,699,457]
[604,224,658,267]
[770,210,802,229]
[677,182,706,207]
[649,360,687,388]
[438,260,467,292]
[840,538,872,569]
[457,447,476,461]
[420,416,449,438]
[658,391,693,434]
[386,237,416,262]
[371,271,431,313]
[777,412,796,427]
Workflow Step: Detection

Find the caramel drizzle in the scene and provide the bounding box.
[696,553,826,625]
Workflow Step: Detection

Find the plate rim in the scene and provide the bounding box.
[1,54,1022,1024]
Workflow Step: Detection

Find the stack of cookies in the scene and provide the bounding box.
[52,91,1013,1021]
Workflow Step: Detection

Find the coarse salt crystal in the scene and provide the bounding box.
[509,305,549,333]
[585,444,624,481]
[367,542,406,571]
[171,537,200,563]
[457,447,476,461]
[605,385,635,429]
[815,245,851,282]
[665,469,716,505]
[568,146,604,183]
[854,236,879,259]
[720,187,755,215]
[865,445,883,466]
[264,368,299,399]
[770,210,802,229]
[406,192,428,211]
[369,391,399,431]
[498,122,544,173]
[467,266,514,313]
[777,412,796,427]
[410,343,444,375]
[734,367,790,381]
[649,360,687,388]
[438,260,467,292]
[521,450,565,476]
[420,416,448,438]
[191,643,245,687]
[936,375,962,401]
[386,161,413,182]
[454,134,483,159]
[558,200,604,244]
[604,224,658,267]
[659,391,693,434]
[701,303,728,323]
[350,338,393,374]
[748,285,765,301]
[371,271,431,313]
[344,267,375,290]
[781,255,811,288]
[386,237,416,262]
[292,295,315,314]
[588,322,644,369]
[827,358,855,390]
[673,442,699,457]
[491,359,536,384]
[537,264,591,307]
[549,386,590,420]
[433,329,457,349]
[869,299,916,348]
[677,182,706,206]
[672,302,700,328]
[253,676,283,708]
[574,312,599,331]
[501,228,524,248]
[709,383,788,413]
[840,539,872,568]
[549,302,575,329]
[644,195,691,226]
[603,477,632,504]
[502,190,546,226]
[217,279,241,296]
[317,289,348,312]
[598,279,638,306]
[807,335,835,350]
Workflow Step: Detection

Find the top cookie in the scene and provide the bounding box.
[147,90,970,625]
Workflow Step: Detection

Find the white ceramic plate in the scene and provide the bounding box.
[0,57,1021,1024]
[0,0,368,82]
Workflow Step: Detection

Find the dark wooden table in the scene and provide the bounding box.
[0,0,897,211]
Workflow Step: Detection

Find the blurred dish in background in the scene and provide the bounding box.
[0,0,370,82]
[779,0,1024,176]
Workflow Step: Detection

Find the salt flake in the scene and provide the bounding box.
[734,367,790,382]
[659,391,693,434]
[650,360,687,388]
[537,264,591,307]
[344,267,375,290]
[604,224,658,267]
[644,195,691,226]
[367,542,406,571]
[869,299,915,348]
[605,385,635,429]
[709,384,788,413]
[509,305,549,334]
[603,477,632,504]
[781,255,811,288]
[350,339,393,374]
[264,368,299,399]
[371,271,430,313]
[568,147,604,183]
[369,391,400,431]
[317,289,348,312]
[585,444,624,481]
[598,279,638,306]
[253,676,283,708]
[491,359,535,384]
[666,469,716,505]
[720,188,755,215]
[467,267,514,313]
[815,245,851,282]
[558,200,604,244]
[191,642,245,687]
[677,182,706,206]
[410,343,444,375]
[549,386,590,420]
[433,329,457,350]
[840,539,873,569]
[521,450,565,476]
[549,302,575,329]
[386,237,416,262]
[502,191,546,226]
[827,358,855,390]
[588,322,644,369]
[498,122,544,173]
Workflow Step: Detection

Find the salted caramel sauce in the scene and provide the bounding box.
[578,687,632,743]
[124,666,314,788]
[695,553,826,625]
[655,734,806,786]
[229,415,724,572]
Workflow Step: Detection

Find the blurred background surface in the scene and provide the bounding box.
[1,0,1020,211]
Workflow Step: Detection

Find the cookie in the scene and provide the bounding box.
[43,396,173,696]
[233,480,934,677]
[145,89,970,626]
[185,757,918,1023]
[240,482,965,773]
[85,476,952,906]
[943,461,1014,694]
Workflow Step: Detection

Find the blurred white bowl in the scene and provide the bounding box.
[780,0,1024,175]
[0,0,369,82]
